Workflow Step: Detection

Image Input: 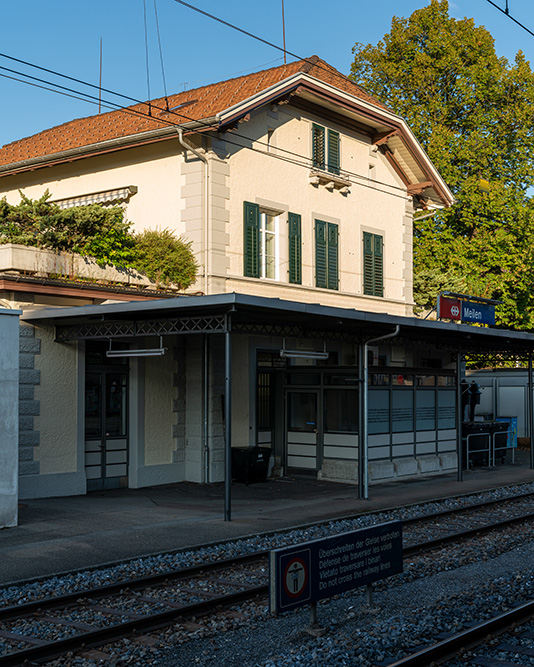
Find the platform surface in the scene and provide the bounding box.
[2,451,534,586]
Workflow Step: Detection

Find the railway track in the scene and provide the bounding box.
[384,599,534,666]
[2,489,534,666]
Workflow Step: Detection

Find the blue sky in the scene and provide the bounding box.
[0,1,533,149]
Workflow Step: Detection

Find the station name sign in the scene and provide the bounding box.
[438,295,495,325]
[269,521,403,614]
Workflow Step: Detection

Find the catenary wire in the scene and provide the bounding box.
[485,0,534,39]
[0,62,440,207]
[0,2,440,203]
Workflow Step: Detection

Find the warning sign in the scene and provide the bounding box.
[269,522,402,615]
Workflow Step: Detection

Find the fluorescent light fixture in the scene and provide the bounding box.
[106,337,166,358]
[280,340,329,360]
[106,348,166,358]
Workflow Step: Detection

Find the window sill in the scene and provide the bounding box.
[308,170,351,193]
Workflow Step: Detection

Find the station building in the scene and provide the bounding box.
[1,57,533,524]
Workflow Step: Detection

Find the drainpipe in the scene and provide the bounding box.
[176,128,210,296]
[360,326,400,500]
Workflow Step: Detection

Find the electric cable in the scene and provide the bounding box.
[153,0,170,108]
[0,49,446,206]
[484,0,534,39]
[2,61,445,206]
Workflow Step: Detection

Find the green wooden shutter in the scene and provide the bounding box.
[327,223,338,290]
[327,130,340,175]
[363,232,374,295]
[315,220,327,288]
[373,234,384,297]
[288,212,302,285]
[363,232,384,296]
[312,124,325,170]
[243,201,260,278]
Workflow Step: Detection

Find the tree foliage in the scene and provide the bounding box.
[351,0,534,329]
[0,191,197,290]
[132,228,197,289]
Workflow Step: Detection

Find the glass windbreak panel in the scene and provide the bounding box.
[368,389,390,434]
[370,373,390,386]
[392,374,413,387]
[416,390,436,430]
[417,375,436,387]
[392,389,414,432]
[287,393,317,432]
[324,388,358,433]
[438,375,456,387]
[438,390,456,429]
[286,373,321,386]
[85,373,102,438]
[106,373,127,437]
[257,371,273,430]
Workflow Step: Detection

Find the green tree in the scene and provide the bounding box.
[351,0,534,329]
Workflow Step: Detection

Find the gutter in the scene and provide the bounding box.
[0,117,219,177]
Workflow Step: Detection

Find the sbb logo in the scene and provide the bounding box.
[451,305,460,317]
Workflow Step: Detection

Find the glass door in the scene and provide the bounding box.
[285,390,319,472]
[85,371,128,491]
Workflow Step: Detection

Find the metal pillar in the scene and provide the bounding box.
[529,353,534,470]
[224,321,232,521]
[203,334,210,484]
[358,344,365,500]
[456,351,463,482]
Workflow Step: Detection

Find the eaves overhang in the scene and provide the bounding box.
[0,117,219,179]
[22,292,534,355]
[216,73,454,209]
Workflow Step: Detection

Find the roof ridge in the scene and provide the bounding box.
[0,56,389,168]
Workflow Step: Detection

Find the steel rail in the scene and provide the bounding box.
[0,584,268,667]
[2,490,534,665]
[0,551,266,623]
[384,598,534,667]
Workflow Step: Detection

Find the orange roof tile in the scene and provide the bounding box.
[0,56,386,169]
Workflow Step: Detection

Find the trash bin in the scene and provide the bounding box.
[462,422,491,467]
[231,447,270,484]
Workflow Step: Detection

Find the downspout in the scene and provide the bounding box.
[176,128,210,296]
[361,326,400,500]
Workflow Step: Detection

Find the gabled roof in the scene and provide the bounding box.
[0,57,382,168]
[0,56,454,207]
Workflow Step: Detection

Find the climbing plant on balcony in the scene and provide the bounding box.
[0,191,197,290]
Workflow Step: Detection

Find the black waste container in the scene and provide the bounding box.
[232,447,270,485]
[462,422,491,467]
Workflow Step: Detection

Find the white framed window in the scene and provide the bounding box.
[260,211,279,280]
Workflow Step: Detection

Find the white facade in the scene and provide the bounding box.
[0,61,460,502]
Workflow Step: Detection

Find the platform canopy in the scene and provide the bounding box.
[22,292,534,357]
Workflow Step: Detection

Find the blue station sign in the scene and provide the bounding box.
[461,301,495,325]
[269,521,403,614]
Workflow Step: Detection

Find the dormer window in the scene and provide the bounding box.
[312,124,340,175]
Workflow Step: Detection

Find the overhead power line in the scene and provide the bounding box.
[0,59,433,206]
[485,0,534,39]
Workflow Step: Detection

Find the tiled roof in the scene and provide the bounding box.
[0,56,386,168]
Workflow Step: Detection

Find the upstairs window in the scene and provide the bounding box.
[363,232,384,297]
[312,124,340,175]
[244,202,285,280]
[315,220,338,290]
